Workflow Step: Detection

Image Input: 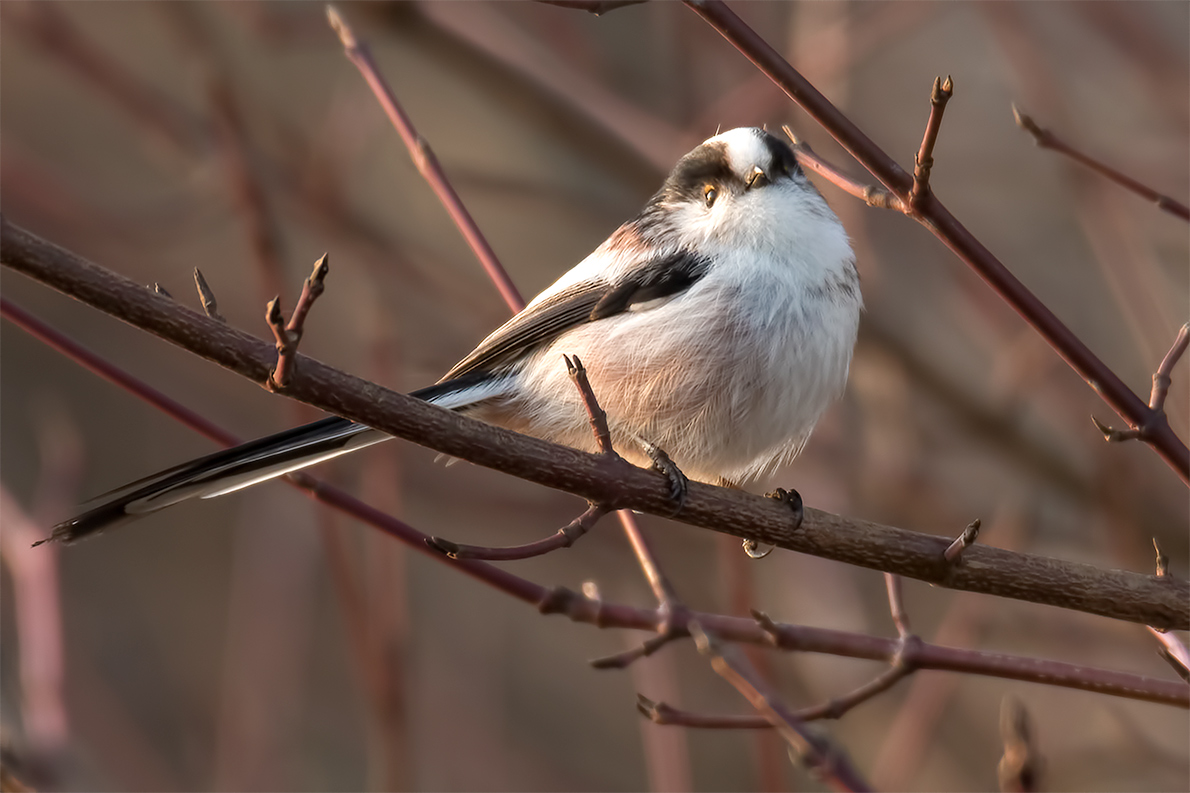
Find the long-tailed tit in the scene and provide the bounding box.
[51,127,861,542]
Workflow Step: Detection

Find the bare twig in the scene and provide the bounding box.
[690,622,873,792]
[326,11,694,682]
[288,255,330,340]
[944,519,982,563]
[683,0,1189,484]
[885,574,912,638]
[781,126,904,210]
[639,674,916,729]
[1013,106,1190,222]
[1152,324,1190,413]
[1153,537,1169,578]
[566,355,616,456]
[424,355,625,561]
[908,76,953,210]
[589,503,691,670]
[1092,323,1189,443]
[997,697,1042,792]
[326,5,525,313]
[757,607,917,721]
[152,282,172,298]
[426,503,609,560]
[193,268,225,322]
[638,695,771,729]
[265,255,329,391]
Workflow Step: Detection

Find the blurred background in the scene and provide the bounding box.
[2,2,1187,790]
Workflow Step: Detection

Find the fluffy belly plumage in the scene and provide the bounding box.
[465,271,860,487]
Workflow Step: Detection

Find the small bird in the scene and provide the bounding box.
[51,127,861,543]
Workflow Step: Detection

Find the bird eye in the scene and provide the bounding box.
[704,185,718,207]
[747,167,769,189]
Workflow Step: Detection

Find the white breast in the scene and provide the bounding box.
[480,179,861,486]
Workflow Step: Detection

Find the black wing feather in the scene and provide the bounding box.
[440,249,710,381]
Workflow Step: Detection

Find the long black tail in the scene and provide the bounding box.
[45,377,501,544]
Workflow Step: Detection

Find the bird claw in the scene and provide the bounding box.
[741,487,803,559]
[765,487,804,525]
[642,441,688,516]
[742,538,774,559]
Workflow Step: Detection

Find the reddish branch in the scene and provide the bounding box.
[325,10,696,679]
[563,356,689,669]
[567,355,616,456]
[265,255,329,391]
[783,127,904,210]
[326,6,525,313]
[690,622,873,792]
[682,0,1189,484]
[641,584,920,732]
[427,503,609,561]
[1092,323,1189,442]
[1013,106,1190,222]
[425,356,620,560]
[908,75,953,210]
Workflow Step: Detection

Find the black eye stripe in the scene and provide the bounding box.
[645,130,802,212]
[651,141,739,205]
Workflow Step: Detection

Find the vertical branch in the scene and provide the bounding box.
[908,76,953,210]
[326,5,525,313]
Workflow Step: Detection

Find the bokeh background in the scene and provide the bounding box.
[2,2,1187,791]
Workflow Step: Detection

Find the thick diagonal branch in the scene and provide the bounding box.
[3,217,1187,630]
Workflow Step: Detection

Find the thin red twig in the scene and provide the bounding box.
[328,9,695,671]
[326,6,525,313]
[1092,323,1189,442]
[1013,106,1190,222]
[566,355,616,456]
[689,622,873,792]
[562,358,689,668]
[783,128,904,209]
[885,574,912,638]
[908,76,953,210]
[426,503,609,561]
[265,255,329,391]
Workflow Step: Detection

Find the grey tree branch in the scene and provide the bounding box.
[3,216,1187,632]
